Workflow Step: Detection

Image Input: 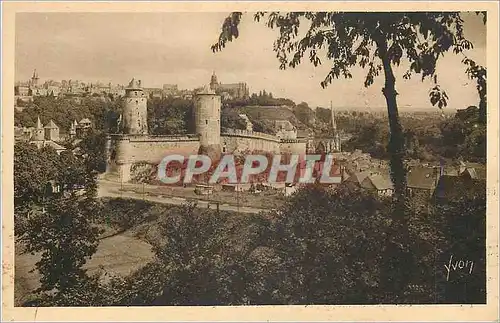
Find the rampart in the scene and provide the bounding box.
[221,129,281,154]
[111,134,201,165]
[222,129,280,142]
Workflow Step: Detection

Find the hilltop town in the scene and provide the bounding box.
[15,70,249,104]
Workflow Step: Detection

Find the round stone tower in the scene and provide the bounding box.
[122,78,148,135]
[195,85,221,158]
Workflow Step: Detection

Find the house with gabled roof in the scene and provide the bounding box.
[342,171,370,191]
[29,116,67,155]
[433,175,486,203]
[407,166,440,198]
[44,119,60,142]
[360,173,394,197]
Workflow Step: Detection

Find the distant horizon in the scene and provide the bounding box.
[16,73,466,113]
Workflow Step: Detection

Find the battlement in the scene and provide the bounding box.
[280,138,306,144]
[222,129,279,142]
[110,133,200,142]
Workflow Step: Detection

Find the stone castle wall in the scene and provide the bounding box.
[221,129,280,154]
[107,131,309,181]
[279,139,307,156]
[112,134,201,165]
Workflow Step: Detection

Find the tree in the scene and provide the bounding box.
[14,141,103,306]
[293,102,315,126]
[147,97,194,135]
[18,192,101,304]
[221,113,248,131]
[101,203,250,306]
[439,105,486,162]
[78,130,109,173]
[212,11,485,296]
[432,190,486,303]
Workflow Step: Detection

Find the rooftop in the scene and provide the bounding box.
[44,120,59,129]
[434,175,485,200]
[126,78,142,90]
[346,171,370,184]
[363,173,394,191]
[197,85,216,95]
[407,167,437,189]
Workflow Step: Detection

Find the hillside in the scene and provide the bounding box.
[222,105,308,131]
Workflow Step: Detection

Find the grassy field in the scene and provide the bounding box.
[14,229,154,306]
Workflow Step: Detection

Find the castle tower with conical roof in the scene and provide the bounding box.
[122,78,148,135]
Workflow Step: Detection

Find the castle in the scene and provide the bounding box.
[106,78,341,183]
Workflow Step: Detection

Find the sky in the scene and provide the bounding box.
[15,12,486,110]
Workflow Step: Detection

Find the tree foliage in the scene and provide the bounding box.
[439,106,486,162]
[14,96,121,132]
[77,130,109,173]
[147,97,195,135]
[212,12,486,295]
[19,193,100,295]
[83,185,486,306]
[14,141,102,305]
[293,102,316,126]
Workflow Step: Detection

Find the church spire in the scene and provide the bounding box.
[210,71,218,90]
[330,101,341,152]
[36,116,43,129]
[31,69,39,87]
[330,101,337,131]
[33,116,45,141]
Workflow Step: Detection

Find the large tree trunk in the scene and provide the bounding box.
[376,37,413,302]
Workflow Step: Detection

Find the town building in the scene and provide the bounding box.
[360,173,394,197]
[433,171,486,203]
[28,117,66,155]
[162,84,179,96]
[76,118,93,137]
[274,120,297,140]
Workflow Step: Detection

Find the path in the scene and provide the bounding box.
[97,178,266,214]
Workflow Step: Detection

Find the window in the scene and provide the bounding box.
[205,120,208,125]
[135,91,138,96]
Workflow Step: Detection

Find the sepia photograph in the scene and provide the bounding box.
[1,1,499,321]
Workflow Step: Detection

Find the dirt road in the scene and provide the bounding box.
[97,178,266,214]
